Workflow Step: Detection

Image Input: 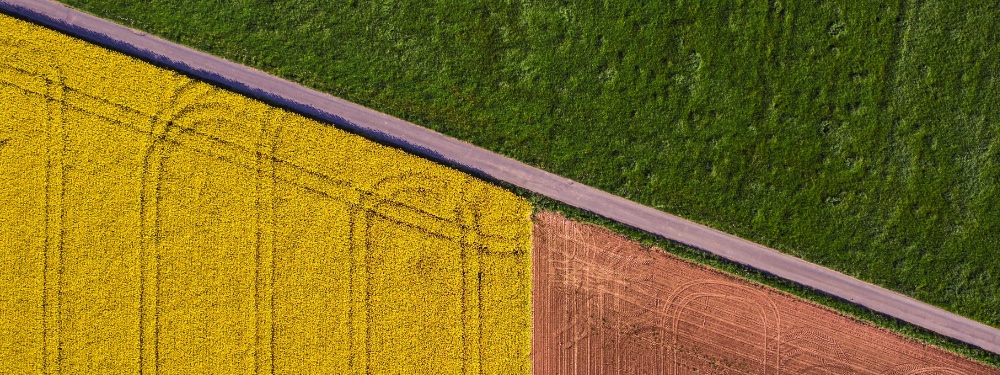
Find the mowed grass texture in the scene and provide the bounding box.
[54,0,1000,327]
[0,14,531,374]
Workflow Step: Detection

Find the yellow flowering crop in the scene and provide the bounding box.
[0,13,530,374]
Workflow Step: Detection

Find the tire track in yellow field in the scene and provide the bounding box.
[455,178,470,375]
[42,67,69,375]
[253,109,282,375]
[363,207,373,375]
[138,79,208,375]
[348,202,371,375]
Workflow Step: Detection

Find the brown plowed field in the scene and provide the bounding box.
[533,211,998,374]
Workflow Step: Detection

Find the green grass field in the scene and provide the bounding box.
[55,0,1000,333]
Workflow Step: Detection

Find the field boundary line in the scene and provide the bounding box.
[3,0,998,356]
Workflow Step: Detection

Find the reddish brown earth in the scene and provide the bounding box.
[532,211,998,374]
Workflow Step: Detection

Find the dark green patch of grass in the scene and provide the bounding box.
[57,0,1000,358]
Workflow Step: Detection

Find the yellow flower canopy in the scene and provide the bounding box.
[0,13,531,374]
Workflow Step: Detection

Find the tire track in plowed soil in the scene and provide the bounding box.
[532,211,998,374]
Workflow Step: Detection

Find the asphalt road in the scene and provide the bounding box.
[3,0,999,356]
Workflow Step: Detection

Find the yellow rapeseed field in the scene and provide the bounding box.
[0,13,530,374]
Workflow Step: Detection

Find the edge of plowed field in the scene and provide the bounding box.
[533,211,1000,373]
[2,0,999,356]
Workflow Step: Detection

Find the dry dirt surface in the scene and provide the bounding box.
[532,211,998,374]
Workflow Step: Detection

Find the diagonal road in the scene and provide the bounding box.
[3,0,999,356]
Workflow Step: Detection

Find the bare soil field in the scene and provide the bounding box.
[533,211,998,374]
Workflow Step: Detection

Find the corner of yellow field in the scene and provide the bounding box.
[456,181,533,374]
